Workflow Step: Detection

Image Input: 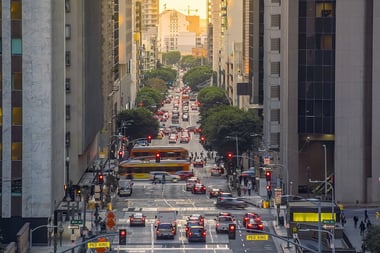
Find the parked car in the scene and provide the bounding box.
[129,212,146,226]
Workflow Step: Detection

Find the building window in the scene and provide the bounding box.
[12,72,22,90]
[65,51,71,66]
[66,105,71,120]
[66,132,71,147]
[271,38,280,52]
[65,25,71,39]
[271,14,280,28]
[316,2,335,17]
[271,62,280,76]
[11,179,22,195]
[12,142,22,161]
[65,0,70,12]
[271,109,280,122]
[65,78,71,93]
[319,35,332,50]
[11,38,22,55]
[271,85,280,98]
[271,0,280,4]
[11,1,22,20]
[12,107,22,125]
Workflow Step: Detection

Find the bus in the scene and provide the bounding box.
[118,159,191,179]
[129,146,189,161]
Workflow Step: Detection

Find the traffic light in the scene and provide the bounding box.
[98,174,104,184]
[119,229,127,245]
[227,152,233,160]
[155,152,161,163]
[200,136,205,144]
[228,223,236,240]
[147,135,152,143]
[118,150,123,159]
[265,171,272,181]
[266,185,272,199]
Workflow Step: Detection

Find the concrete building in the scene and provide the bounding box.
[0,0,118,244]
[280,0,380,204]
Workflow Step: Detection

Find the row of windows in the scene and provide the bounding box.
[299,65,334,82]
[0,107,22,126]
[299,82,334,100]
[0,142,22,160]
[299,1,335,18]
[299,115,334,134]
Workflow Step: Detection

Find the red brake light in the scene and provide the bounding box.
[202,231,206,237]
[189,232,192,236]
[258,224,264,229]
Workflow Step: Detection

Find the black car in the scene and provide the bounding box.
[187,226,207,242]
[216,197,247,209]
[156,223,175,240]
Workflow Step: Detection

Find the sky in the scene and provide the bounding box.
[159,0,207,19]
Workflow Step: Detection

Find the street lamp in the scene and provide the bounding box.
[322,144,327,199]
[299,228,335,253]
[265,164,289,195]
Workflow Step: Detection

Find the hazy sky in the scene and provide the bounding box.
[159,0,207,19]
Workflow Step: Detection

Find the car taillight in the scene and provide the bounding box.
[188,232,192,237]
[202,231,206,237]
[216,223,220,227]
[258,224,264,229]
[244,217,249,221]
[247,224,253,229]
[185,227,189,231]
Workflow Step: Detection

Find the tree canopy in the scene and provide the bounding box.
[162,51,181,65]
[135,87,164,111]
[117,107,159,140]
[143,68,177,85]
[364,225,380,252]
[197,86,230,118]
[182,65,213,91]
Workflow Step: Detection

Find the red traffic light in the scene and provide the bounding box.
[155,153,161,163]
[227,152,233,159]
[265,171,271,181]
[119,229,126,237]
[98,174,104,184]
[200,136,205,141]
[155,153,160,158]
[147,135,152,143]
[266,185,272,191]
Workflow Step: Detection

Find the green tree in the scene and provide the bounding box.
[117,108,159,140]
[162,51,181,65]
[364,225,380,252]
[180,55,205,69]
[135,87,164,111]
[197,86,230,117]
[143,68,177,86]
[144,78,167,93]
[200,106,262,154]
[183,65,213,91]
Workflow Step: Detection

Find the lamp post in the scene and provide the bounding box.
[299,228,335,253]
[265,164,289,195]
[309,179,335,220]
[322,144,327,199]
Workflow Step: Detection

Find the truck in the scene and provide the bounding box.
[155,208,178,234]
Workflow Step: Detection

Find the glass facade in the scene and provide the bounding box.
[298,0,335,134]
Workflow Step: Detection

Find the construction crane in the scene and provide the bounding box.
[180,5,198,16]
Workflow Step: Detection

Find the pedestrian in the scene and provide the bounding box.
[359,220,366,236]
[364,209,369,222]
[366,220,371,229]
[247,181,252,196]
[353,215,359,228]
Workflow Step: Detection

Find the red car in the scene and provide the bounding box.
[246,217,264,231]
[175,171,194,180]
[192,183,206,194]
[209,188,222,198]
[193,159,204,168]
[243,212,261,227]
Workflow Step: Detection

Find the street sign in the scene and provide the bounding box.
[70,220,83,225]
[87,241,110,248]
[274,188,282,205]
[322,219,335,225]
[246,234,269,240]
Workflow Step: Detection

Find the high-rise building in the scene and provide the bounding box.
[0,0,118,243]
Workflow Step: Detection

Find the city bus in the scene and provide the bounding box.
[129,146,189,161]
[118,159,191,180]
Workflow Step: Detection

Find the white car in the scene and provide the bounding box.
[150,171,180,183]
[168,134,177,143]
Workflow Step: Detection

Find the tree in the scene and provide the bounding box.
[200,106,262,154]
[143,68,177,86]
[364,225,380,252]
[117,108,159,140]
[162,51,181,65]
[179,55,205,69]
[144,78,167,93]
[182,65,213,91]
[135,87,164,111]
[197,86,230,117]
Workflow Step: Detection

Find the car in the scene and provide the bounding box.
[192,183,206,194]
[150,171,180,183]
[156,223,175,240]
[188,214,205,226]
[241,170,255,178]
[187,226,207,242]
[168,133,177,143]
[243,212,261,227]
[209,188,222,198]
[185,177,200,191]
[182,113,189,121]
[175,171,194,180]
[215,216,235,233]
[246,217,264,231]
[129,212,146,226]
[216,192,234,206]
[211,167,223,176]
[185,220,202,237]
[216,197,247,209]
[156,132,164,139]
[193,159,204,168]
[118,179,133,197]
[179,136,190,143]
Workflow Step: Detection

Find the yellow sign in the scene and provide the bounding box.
[246,234,269,240]
[87,242,110,249]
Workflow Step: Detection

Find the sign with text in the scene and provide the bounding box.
[87,241,110,249]
[246,234,269,240]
